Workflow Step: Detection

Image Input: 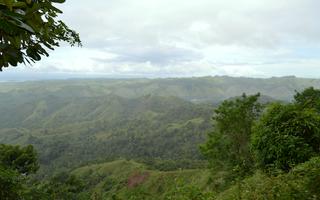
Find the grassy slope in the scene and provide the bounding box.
[72,159,211,199]
[70,157,320,200]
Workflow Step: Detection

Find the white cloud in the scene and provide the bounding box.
[5,0,320,78]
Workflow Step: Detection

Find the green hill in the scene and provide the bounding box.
[1,76,320,199]
[0,93,213,175]
[0,76,319,176]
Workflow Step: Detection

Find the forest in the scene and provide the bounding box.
[0,77,320,199]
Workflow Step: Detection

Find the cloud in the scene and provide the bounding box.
[96,45,203,66]
[59,0,320,48]
[4,0,320,78]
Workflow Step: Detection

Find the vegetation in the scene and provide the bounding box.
[0,78,320,199]
[217,157,320,200]
[0,0,81,70]
[252,103,320,172]
[201,93,261,176]
[0,144,40,199]
[0,93,213,175]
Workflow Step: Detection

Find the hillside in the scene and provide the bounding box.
[1,76,320,199]
[0,76,319,175]
[71,159,211,200]
[0,93,212,175]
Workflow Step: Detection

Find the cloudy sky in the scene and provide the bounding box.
[3,0,320,78]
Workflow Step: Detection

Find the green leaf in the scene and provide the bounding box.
[7,18,34,33]
[50,0,66,3]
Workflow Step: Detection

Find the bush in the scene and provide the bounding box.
[251,103,320,171]
[217,157,320,200]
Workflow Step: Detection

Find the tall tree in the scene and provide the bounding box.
[201,93,261,174]
[0,0,81,70]
[252,88,320,172]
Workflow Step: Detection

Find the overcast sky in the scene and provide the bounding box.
[3,0,320,78]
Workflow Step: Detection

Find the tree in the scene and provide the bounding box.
[201,93,261,175]
[251,102,320,172]
[0,144,40,199]
[294,87,320,112]
[0,165,22,200]
[0,0,81,70]
[40,171,86,200]
[0,144,39,174]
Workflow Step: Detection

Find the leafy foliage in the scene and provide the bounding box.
[0,165,22,200]
[0,0,81,70]
[294,87,320,111]
[0,144,40,200]
[40,171,86,200]
[0,144,39,174]
[164,180,214,200]
[201,93,261,175]
[217,157,320,200]
[252,95,320,171]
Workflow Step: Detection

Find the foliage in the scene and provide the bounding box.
[0,144,39,174]
[141,158,207,171]
[0,165,22,200]
[40,171,86,200]
[294,87,320,111]
[252,103,320,171]
[201,93,261,175]
[0,0,81,70]
[164,180,215,200]
[0,144,41,200]
[291,156,320,198]
[217,157,320,200]
[70,159,212,200]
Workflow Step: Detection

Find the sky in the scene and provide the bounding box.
[2,0,320,79]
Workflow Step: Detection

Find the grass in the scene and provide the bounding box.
[71,159,211,199]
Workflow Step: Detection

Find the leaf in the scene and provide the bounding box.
[0,0,81,69]
[4,0,13,10]
[7,18,34,33]
[1,9,24,20]
[50,0,66,3]
[12,2,27,8]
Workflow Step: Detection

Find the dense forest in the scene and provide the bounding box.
[1,77,320,199]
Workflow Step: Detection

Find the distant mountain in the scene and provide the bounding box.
[0,76,319,104]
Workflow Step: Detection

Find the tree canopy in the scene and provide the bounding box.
[0,144,38,174]
[200,93,262,174]
[0,144,39,199]
[294,87,320,111]
[0,0,81,70]
[252,88,320,172]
